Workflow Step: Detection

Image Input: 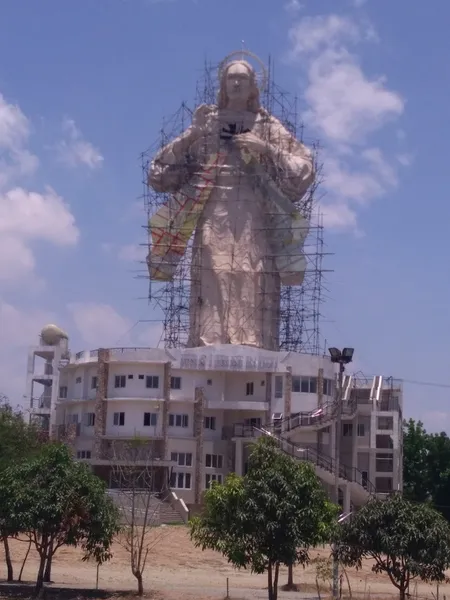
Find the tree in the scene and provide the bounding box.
[111,438,169,596]
[403,419,431,503]
[334,493,450,600]
[0,397,45,581]
[403,419,450,521]
[1,442,120,595]
[190,436,337,600]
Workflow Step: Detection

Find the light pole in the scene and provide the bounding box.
[328,347,354,600]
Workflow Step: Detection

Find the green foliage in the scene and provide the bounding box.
[334,493,450,599]
[190,436,337,600]
[0,399,44,471]
[0,442,120,591]
[403,419,430,503]
[403,418,450,520]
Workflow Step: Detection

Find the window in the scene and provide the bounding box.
[68,414,79,424]
[246,382,254,396]
[361,470,368,489]
[205,473,223,488]
[204,416,216,430]
[143,412,158,427]
[138,374,144,380]
[114,375,126,389]
[244,417,261,428]
[113,412,125,426]
[300,377,317,394]
[207,379,212,385]
[376,434,393,449]
[357,423,365,437]
[292,376,301,393]
[376,453,393,472]
[128,374,134,380]
[59,386,68,399]
[171,376,182,390]
[377,416,393,430]
[205,454,223,469]
[170,472,191,489]
[76,450,91,459]
[274,375,283,398]
[171,452,193,466]
[85,412,95,427]
[91,376,98,390]
[343,423,353,437]
[169,414,189,428]
[75,377,82,384]
[146,375,159,389]
[375,477,393,492]
[323,379,333,396]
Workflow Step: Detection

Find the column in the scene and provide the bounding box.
[265,371,272,425]
[283,367,292,432]
[317,367,324,408]
[162,361,171,460]
[235,439,243,476]
[194,386,205,504]
[343,484,351,515]
[93,348,110,460]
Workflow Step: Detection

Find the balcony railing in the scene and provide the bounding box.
[230,424,375,495]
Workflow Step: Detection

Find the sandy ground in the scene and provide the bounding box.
[0,526,447,600]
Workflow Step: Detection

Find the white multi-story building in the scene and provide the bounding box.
[26,325,403,515]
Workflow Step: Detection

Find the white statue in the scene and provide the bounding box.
[148,52,315,350]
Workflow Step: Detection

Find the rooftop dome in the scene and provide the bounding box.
[40,324,69,346]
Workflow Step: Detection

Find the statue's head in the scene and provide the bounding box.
[218,60,260,113]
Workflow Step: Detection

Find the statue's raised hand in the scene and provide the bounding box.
[234,132,270,155]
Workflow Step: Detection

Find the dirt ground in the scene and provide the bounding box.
[0,526,447,600]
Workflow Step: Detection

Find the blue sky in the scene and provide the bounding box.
[0,0,448,430]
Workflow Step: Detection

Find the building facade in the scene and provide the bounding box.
[26,327,403,513]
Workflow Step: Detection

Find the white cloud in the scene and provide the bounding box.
[396,153,414,167]
[0,93,79,284]
[68,302,163,349]
[288,14,406,231]
[352,0,367,7]
[0,301,58,405]
[68,303,133,348]
[0,186,79,283]
[56,118,104,170]
[118,243,147,263]
[284,0,304,14]
[0,93,39,190]
[304,52,403,144]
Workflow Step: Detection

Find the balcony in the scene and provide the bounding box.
[208,398,268,411]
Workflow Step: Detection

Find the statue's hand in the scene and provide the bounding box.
[234,132,269,155]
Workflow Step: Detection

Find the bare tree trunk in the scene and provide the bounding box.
[268,561,274,600]
[287,564,294,587]
[34,535,49,597]
[2,536,14,582]
[18,538,33,582]
[34,553,46,596]
[282,563,297,590]
[43,554,52,583]
[134,570,144,596]
[273,562,280,600]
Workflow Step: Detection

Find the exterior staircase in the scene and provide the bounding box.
[107,490,185,525]
[244,426,375,506]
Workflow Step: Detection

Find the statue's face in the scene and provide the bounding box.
[225,63,252,104]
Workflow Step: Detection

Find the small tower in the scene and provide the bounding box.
[26,324,70,435]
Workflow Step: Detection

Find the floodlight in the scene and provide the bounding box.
[328,347,341,362]
[342,348,354,363]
